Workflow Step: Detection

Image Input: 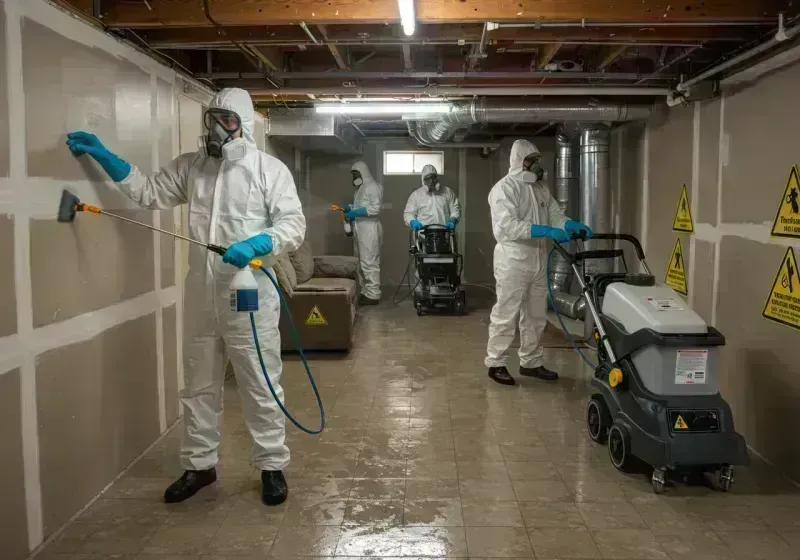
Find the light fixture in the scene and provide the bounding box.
[398,0,416,36]
[315,102,451,115]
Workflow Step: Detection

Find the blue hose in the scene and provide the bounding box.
[546,247,598,370]
[249,266,325,435]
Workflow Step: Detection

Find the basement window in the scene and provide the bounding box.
[383,151,444,175]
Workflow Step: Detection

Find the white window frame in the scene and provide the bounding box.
[383,150,444,176]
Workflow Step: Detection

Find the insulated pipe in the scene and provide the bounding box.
[407,121,500,150]
[495,20,769,29]
[548,130,579,296]
[250,86,669,97]
[550,291,586,321]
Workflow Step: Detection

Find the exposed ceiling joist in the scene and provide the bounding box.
[317,24,349,69]
[92,0,784,28]
[597,45,629,70]
[537,42,563,68]
[247,46,282,71]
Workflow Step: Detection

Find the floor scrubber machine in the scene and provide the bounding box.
[551,232,748,493]
[412,224,466,316]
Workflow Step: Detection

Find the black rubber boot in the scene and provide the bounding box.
[519,365,559,381]
[359,295,380,306]
[163,468,217,503]
[488,366,516,386]
[261,470,289,506]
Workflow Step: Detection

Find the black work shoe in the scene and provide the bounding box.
[261,470,288,506]
[520,365,559,381]
[488,366,516,386]
[359,295,380,306]
[163,468,217,503]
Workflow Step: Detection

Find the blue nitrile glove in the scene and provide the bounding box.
[344,207,368,220]
[222,233,274,269]
[66,131,132,182]
[410,219,424,231]
[446,218,458,231]
[531,224,570,243]
[564,219,594,238]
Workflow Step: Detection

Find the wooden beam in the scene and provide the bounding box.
[597,45,629,69]
[98,0,783,28]
[248,46,283,71]
[317,24,349,68]
[537,42,562,68]
[402,44,413,71]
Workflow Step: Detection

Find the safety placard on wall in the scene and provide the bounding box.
[665,238,688,296]
[305,305,328,326]
[762,247,800,331]
[770,165,800,238]
[672,184,694,233]
[675,349,708,385]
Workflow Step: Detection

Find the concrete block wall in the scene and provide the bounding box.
[0,0,212,556]
[616,61,800,482]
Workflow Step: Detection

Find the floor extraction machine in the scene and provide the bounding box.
[411,224,466,316]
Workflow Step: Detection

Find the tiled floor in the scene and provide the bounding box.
[38,301,800,559]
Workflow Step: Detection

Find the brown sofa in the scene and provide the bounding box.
[272,239,358,352]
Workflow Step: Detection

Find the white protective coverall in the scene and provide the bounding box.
[116,88,306,471]
[403,164,461,227]
[485,139,568,369]
[351,161,384,300]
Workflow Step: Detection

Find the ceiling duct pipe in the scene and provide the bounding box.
[415,98,652,145]
[407,121,500,150]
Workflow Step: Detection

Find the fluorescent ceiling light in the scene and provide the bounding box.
[398,0,416,36]
[315,103,451,115]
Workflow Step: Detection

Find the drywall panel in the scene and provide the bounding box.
[178,94,203,155]
[157,78,173,169]
[36,313,160,535]
[0,0,9,178]
[716,236,800,481]
[464,146,497,285]
[646,105,694,279]
[692,239,715,324]
[30,211,155,327]
[0,215,17,337]
[0,368,29,560]
[23,18,152,180]
[722,62,800,223]
[255,115,266,152]
[617,124,645,269]
[697,99,721,225]
[161,210,175,289]
[306,152,358,258]
[163,304,179,426]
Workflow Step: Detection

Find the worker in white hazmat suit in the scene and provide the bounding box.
[403,164,461,231]
[344,161,384,304]
[485,139,592,386]
[66,88,305,505]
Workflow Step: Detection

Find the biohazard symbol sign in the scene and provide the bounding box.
[305,305,328,326]
[770,165,800,238]
[674,415,689,430]
[762,247,800,331]
[665,238,688,296]
[672,184,694,233]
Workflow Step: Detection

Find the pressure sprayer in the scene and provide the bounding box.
[330,205,353,237]
[58,190,325,435]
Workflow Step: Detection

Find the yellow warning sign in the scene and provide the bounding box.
[665,238,688,296]
[762,247,800,331]
[770,165,800,238]
[674,415,689,430]
[672,184,694,233]
[305,305,328,326]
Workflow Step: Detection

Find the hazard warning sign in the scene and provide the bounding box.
[770,165,800,238]
[672,184,694,233]
[674,415,689,430]
[762,247,800,331]
[305,305,328,326]
[664,238,688,296]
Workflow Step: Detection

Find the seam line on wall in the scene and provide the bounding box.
[688,102,701,306]
[641,123,650,262]
[711,95,726,325]
[151,74,167,434]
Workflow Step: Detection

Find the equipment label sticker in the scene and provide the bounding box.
[645,297,684,311]
[770,165,800,238]
[665,238,688,296]
[672,184,695,233]
[674,415,689,430]
[762,247,800,331]
[305,305,328,326]
[675,349,708,385]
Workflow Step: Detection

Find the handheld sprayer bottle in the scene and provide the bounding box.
[230,267,259,312]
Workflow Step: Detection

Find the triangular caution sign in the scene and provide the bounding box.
[305,305,328,326]
[672,184,694,233]
[770,165,800,238]
[665,238,688,296]
[762,247,800,331]
[674,415,689,430]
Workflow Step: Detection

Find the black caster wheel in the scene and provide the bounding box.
[586,397,611,444]
[651,468,667,494]
[416,303,424,316]
[608,423,633,472]
[454,295,465,316]
[717,465,734,492]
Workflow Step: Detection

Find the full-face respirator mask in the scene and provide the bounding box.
[423,173,440,193]
[202,108,243,158]
[522,153,547,183]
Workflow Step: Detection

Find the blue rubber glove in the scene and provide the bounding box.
[66,131,132,182]
[222,233,274,269]
[531,224,570,243]
[446,218,458,231]
[344,207,368,220]
[564,219,594,238]
[410,219,424,231]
